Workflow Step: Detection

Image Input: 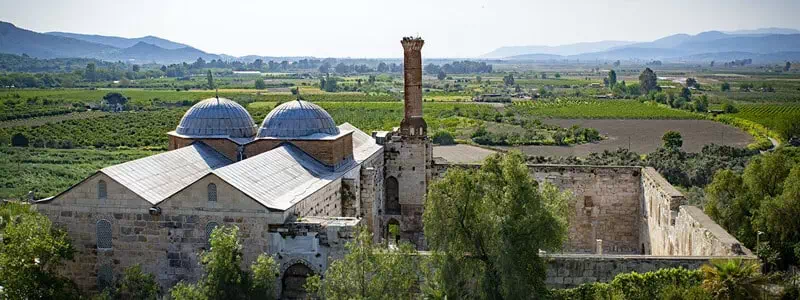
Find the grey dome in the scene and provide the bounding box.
[176,98,256,138]
[258,100,340,138]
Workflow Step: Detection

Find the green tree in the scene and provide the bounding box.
[755,165,800,265]
[432,130,455,145]
[693,95,709,112]
[206,70,214,89]
[721,82,731,92]
[437,70,447,80]
[608,70,617,87]
[701,259,770,300]
[84,63,97,82]
[170,226,279,300]
[686,77,698,88]
[638,67,660,94]
[679,87,692,100]
[305,227,420,300]
[103,92,128,106]
[0,201,80,299]
[254,78,266,90]
[11,132,28,147]
[106,265,160,300]
[424,152,569,299]
[132,64,140,72]
[662,131,683,149]
[785,61,792,72]
[503,74,515,86]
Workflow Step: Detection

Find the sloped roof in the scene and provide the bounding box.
[338,123,382,163]
[213,143,350,211]
[100,143,232,204]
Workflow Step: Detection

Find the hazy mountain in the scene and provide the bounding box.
[0,21,116,59]
[0,21,220,64]
[502,29,800,63]
[106,41,219,63]
[724,27,800,35]
[46,32,189,50]
[481,41,635,58]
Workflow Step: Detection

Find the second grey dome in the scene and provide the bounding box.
[176,98,257,138]
[258,100,340,138]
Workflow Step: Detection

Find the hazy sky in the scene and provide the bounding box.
[1,0,798,58]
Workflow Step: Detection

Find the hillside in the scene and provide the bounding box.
[481,41,635,58]
[0,21,218,64]
[46,32,189,49]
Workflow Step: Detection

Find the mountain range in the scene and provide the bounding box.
[0,21,219,64]
[483,28,800,63]
[2,20,800,64]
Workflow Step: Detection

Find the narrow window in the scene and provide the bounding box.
[206,222,219,248]
[98,180,107,200]
[207,183,217,202]
[96,219,112,249]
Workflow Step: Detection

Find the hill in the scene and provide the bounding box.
[46,32,189,50]
[480,41,635,58]
[0,21,116,59]
[0,21,218,64]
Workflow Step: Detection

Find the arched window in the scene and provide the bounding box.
[385,176,400,215]
[97,180,107,200]
[205,222,219,248]
[207,183,217,202]
[96,219,112,249]
[282,263,315,299]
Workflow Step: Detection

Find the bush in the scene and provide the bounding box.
[432,131,455,145]
[552,268,703,300]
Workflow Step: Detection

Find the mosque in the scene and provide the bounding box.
[34,37,754,298]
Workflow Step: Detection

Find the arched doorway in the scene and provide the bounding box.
[386,218,401,246]
[385,176,400,215]
[282,263,315,300]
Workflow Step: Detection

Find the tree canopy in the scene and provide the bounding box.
[638,67,660,94]
[423,152,569,299]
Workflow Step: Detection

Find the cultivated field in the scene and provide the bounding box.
[501,119,753,158]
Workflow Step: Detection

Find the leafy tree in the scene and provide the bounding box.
[98,265,160,300]
[686,77,698,88]
[693,95,709,112]
[132,64,140,72]
[322,75,339,92]
[305,227,419,300]
[432,130,455,145]
[170,226,279,300]
[0,201,80,299]
[613,60,620,67]
[679,86,692,100]
[785,61,792,72]
[777,118,800,141]
[102,92,128,106]
[424,152,569,299]
[722,102,738,113]
[721,82,731,92]
[437,70,446,80]
[755,165,800,265]
[206,70,214,89]
[11,132,28,147]
[503,74,515,86]
[554,73,561,78]
[608,70,617,87]
[638,67,660,94]
[85,63,97,82]
[662,131,683,149]
[701,259,769,299]
[254,78,266,90]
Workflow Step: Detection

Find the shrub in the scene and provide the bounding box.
[432,131,455,145]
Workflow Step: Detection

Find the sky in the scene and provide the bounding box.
[1,0,799,58]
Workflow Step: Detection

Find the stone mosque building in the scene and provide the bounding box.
[35,37,754,297]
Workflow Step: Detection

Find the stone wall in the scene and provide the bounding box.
[382,134,431,248]
[641,167,751,256]
[433,164,642,254]
[544,254,754,288]
[169,136,240,161]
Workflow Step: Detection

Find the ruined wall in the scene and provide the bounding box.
[433,164,642,254]
[641,168,751,256]
[544,254,754,288]
[383,136,431,248]
[357,149,385,239]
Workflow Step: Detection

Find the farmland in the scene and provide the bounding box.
[509,99,703,119]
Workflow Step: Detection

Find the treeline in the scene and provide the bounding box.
[0,53,123,73]
[424,60,493,75]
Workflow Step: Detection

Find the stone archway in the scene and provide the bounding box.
[386,218,401,246]
[281,261,316,300]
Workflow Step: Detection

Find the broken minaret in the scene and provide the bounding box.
[400,37,427,137]
[379,36,432,249]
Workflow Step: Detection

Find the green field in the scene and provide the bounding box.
[510,99,703,119]
[0,147,157,200]
[731,104,800,131]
